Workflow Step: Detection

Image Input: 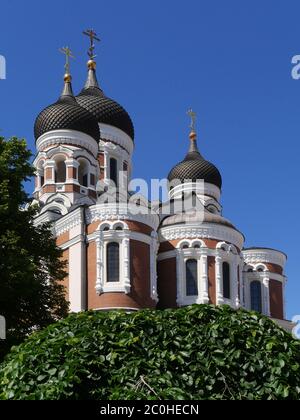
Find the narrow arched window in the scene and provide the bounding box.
[110,158,118,187]
[55,158,66,183]
[78,159,89,187]
[223,262,231,299]
[186,259,198,296]
[250,281,262,313]
[107,242,120,283]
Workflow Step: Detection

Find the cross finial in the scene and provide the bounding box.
[187,108,197,132]
[83,29,100,59]
[59,46,75,75]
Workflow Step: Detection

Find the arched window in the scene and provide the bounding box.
[110,158,118,187]
[223,262,231,299]
[55,157,66,183]
[250,281,262,313]
[107,242,120,283]
[186,259,198,296]
[78,159,89,187]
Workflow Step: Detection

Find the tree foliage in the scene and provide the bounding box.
[0,305,299,400]
[0,137,69,359]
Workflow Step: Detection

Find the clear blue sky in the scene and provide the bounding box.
[0,0,299,320]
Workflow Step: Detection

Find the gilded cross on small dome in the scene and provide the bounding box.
[187,108,197,133]
[83,29,100,59]
[59,46,75,76]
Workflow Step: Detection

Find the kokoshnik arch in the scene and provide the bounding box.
[32,30,287,320]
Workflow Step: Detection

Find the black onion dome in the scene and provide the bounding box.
[34,79,100,142]
[76,66,134,140]
[168,134,222,189]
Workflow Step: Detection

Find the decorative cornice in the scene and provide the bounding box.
[159,222,244,250]
[36,129,98,157]
[169,182,221,202]
[53,207,83,236]
[86,204,160,231]
[99,123,134,156]
[243,271,287,283]
[99,139,130,162]
[242,249,287,268]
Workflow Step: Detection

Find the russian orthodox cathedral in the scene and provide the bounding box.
[33,31,287,320]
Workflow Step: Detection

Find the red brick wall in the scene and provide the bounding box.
[157,258,177,309]
[269,279,284,319]
[266,263,283,275]
[130,240,156,308]
[56,232,69,247]
[208,256,216,305]
[45,168,52,180]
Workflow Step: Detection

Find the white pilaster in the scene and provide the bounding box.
[263,276,270,317]
[68,223,86,312]
[150,233,159,302]
[176,250,184,306]
[122,234,131,294]
[232,258,240,308]
[201,253,209,304]
[215,254,224,305]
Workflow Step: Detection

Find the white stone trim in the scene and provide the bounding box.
[262,277,270,317]
[99,123,134,156]
[244,271,286,283]
[36,130,99,157]
[88,229,152,246]
[242,248,287,268]
[95,229,131,294]
[94,307,139,312]
[175,247,209,306]
[169,182,221,202]
[59,234,85,250]
[150,232,159,302]
[157,250,176,261]
[53,207,83,236]
[86,203,159,231]
[159,223,244,250]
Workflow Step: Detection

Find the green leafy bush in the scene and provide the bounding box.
[0,305,300,400]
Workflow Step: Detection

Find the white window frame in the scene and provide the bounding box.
[95,222,131,294]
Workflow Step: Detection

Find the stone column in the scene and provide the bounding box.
[104,150,109,183]
[95,233,104,294]
[150,234,159,302]
[239,264,244,307]
[263,276,270,316]
[122,235,131,294]
[232,258,240,308]
[176,250,184,306]
[201,252,209,304]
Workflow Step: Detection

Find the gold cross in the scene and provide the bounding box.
[187,108,197,132]
[59,46,75,74]
[83,29,101,59]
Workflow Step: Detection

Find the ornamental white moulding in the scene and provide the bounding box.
[95,228,131,294]
[99,123,134,156]
[242,249,287,268]
[36,130,99,157]
[159,223,244,251]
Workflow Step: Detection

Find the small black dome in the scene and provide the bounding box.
[76,67,134,140]
[168,136,222,189]
[34,81,100,142]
